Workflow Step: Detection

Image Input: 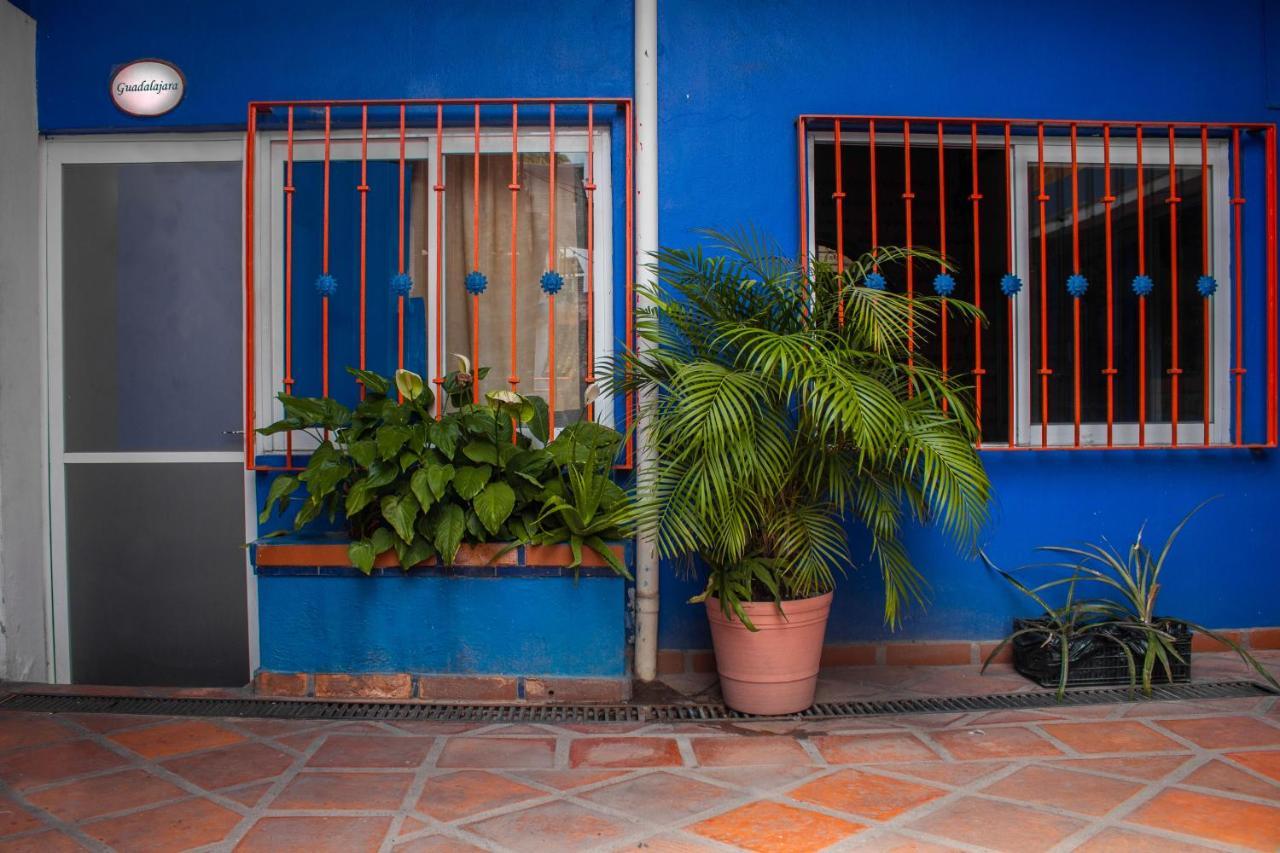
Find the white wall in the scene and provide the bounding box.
[0,0,48,681]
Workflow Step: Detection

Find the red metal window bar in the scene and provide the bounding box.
[798,115,1278,450]
[243,98,636,471]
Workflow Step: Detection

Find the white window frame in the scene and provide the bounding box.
[806,131,1233,448]
[251,126,615,456]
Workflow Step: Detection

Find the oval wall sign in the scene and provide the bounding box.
[110,59,185,117]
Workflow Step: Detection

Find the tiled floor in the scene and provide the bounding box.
[0,656,1276,852]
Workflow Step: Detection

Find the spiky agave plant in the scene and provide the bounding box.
[614,228,992,628]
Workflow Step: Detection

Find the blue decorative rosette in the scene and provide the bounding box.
[1131,274,1154,297]
[464,270,488,295]
[1000,273,1023,297]
[315,273,338,297]
[864,272,887,291]
[932,272,956,297]
[540,270,564,295]
[1196,274,1218,297]
[1066,273,1089,299]
[390,273,413,296]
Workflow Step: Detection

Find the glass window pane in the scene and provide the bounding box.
[1028,162,1210,427]
[437,152,591,423]
[66,462,248,686]
[813,141,1011,444]
[62,162,242,452]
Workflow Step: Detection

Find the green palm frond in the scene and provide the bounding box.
[615,228,992,626]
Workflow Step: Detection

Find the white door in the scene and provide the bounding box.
[45,136,255,686]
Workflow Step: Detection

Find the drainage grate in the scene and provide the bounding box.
[0,680,1270,723]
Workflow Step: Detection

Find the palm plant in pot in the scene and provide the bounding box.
[616,229,992,714]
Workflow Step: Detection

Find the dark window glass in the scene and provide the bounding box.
[1028,162,1210,428]
[813,141,1011,444]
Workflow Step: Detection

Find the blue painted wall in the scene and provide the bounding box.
[21,0,1280,652]
[257,570,628,677]
[22,0,633,132]
[655,0,1280,647]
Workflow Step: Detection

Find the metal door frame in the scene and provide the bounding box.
[42,134,255,683]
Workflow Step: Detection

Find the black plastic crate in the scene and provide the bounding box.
[1011,618,1192,689]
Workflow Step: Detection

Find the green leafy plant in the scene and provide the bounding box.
[614,228,992,628]
[984,498,1279,697]
[530,418,637,579]
[979,557,1128,700]
[257,362,631,577]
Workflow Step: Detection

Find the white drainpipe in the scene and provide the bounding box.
[632,0,660,682]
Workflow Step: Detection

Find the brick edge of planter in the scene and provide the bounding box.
[656,625,1280,675]
[254,670,632,703]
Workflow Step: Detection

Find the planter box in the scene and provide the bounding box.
[251,536,632,702]
[1011,618,1192,689]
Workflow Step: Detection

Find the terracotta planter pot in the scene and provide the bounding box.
[705,591,833,715]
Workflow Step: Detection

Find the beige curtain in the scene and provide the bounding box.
[412,153,588,421]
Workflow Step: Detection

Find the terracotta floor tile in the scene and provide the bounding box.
[931,726,1062,760]
[84,798,242,852]
[464,800,636,850]
[980,764,1143,816]
[397,815,430,836]
[907,796,1084,852]
[1039,721,1182,753]
[1227,749,1280,782]
[227,719,319,738]
[393,836,487,852]
[235,815,393,852]
[107,720,246,759]
[843,832,964,852]
[222,781,274,808]
[275,732,325,752]
[435,737,555,769]
[689,800,864,853]
[272,771,413,811]
[1076,827,1218,852]
[557,722,649,735]
[25,768,187,823]
[883,760,1008,787]
[813,733,940,764]
[473,724,552,736]
[1123,697,1264,718]
[1155,715,1280,749]
[580,770,735,822]
[516,769,630,790]
[569,737,682,769]
[692,764,821,792]
[1042,754,1190,781]
[0,716,76,753]
[1125,788,1280,850]
[1181,759,1280,801]
[61,713,164,734]
[965,709,1064,725]
[306,735,434,769]
[0,797,43,836]
[611,834,724,852]
[690,736,810,766]
[384,721,481,736]
[415,770,543,820]
[162,741,294,790]
[0,740,127,790]
[789,768,946,820]
[0,830,87,852]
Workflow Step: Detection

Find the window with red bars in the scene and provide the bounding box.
[243,99,635,471]
[799,117,1278,450]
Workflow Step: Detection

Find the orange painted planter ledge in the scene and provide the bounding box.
[256,540,626,569]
